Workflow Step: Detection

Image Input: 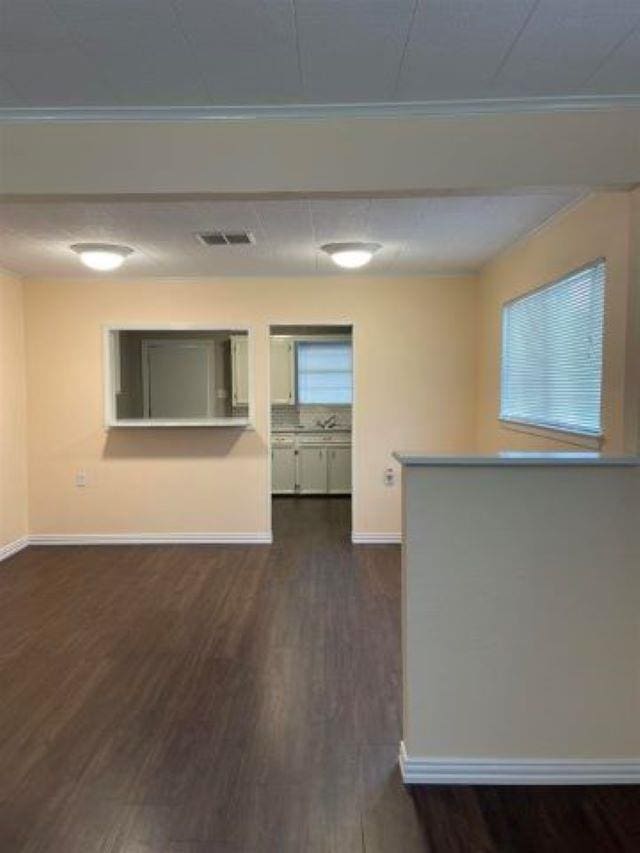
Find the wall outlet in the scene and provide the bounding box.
[216,388,228,399]
[75,470,88,488]
[384,467,395,487]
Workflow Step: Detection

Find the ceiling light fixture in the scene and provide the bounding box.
[71,243,134,271]
[321,242,382,269]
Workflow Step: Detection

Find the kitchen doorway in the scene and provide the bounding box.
[268,324,354,541]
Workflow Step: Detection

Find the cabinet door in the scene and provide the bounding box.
[231,336,249,406]
[298,446,328,493]
[328,446,352,494]
[270,338,295,405]
[272,447,296,494]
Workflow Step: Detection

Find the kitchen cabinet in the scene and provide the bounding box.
[231,335,249,406]
[298,445,328,493]
[270,338,295,405]
[272,447,296,493]
[271,435,296,494]
[327,446,352,494]
[271,431,351,495]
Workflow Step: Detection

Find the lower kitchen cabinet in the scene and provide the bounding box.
[298,446,328,493]
[271,446,296,493]
[272,433,351,495]
[327,446,352,493]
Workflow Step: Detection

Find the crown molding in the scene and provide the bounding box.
[1,95,640,124]
[479,189,593,271]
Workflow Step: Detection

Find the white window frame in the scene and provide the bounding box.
[295,336,353,406]
[103,324,254,428]
[499,260,606,449]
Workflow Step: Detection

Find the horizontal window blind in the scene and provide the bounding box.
[297,341,352,405]
[500,260,605,437]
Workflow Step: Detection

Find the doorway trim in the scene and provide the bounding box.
[267,320,356,541]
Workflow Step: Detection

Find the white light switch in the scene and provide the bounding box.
[75,470,88,488]
[384,467,395,486]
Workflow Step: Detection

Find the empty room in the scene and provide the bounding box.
[1,3,640,852]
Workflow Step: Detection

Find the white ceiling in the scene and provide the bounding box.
[0,1,639,108]
[0,192,584,276]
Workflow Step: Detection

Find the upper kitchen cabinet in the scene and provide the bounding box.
[104,327,251,427]
[270,337,295,405]
[231,334,249,408]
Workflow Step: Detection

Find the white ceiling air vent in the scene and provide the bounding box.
[197,231,255,246]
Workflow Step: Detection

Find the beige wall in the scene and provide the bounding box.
[402,462,640,761]
[12,190,640,540]
[0,270,28,549]
[23,275,477,538]
[3,110,639,196]
[476,192,635,453]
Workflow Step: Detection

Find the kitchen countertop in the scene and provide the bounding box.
[272,426,351,434]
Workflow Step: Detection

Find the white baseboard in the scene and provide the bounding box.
[29,532,273,546]
[7,530,398,549]
[399,742,640,785]
[352,532,401,544]
[0,535,29,563]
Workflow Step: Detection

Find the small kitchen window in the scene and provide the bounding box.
[500,259,605,439]
[296,341,353,405]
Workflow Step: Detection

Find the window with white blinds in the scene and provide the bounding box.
[297,341,352,405]
[500,260,605,437]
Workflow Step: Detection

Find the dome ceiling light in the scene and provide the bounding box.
[71,243,134,271]
[321,242,382,269]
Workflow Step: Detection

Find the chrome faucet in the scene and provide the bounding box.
[316,414,337,430]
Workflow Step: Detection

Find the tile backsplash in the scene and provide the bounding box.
[230,404,352,429]
[272,404,352,430]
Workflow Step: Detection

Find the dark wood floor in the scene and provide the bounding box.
[1,497,639,852]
